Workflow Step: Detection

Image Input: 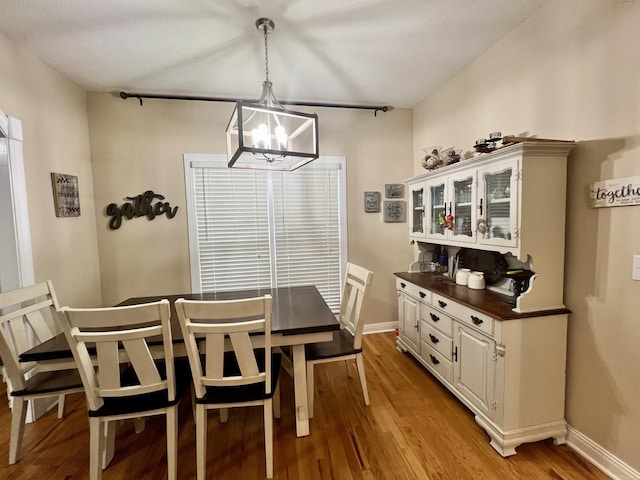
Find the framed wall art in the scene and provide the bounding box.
[383,200,405,222]
[385,183,404,198]
[51,172,80,217]
[364,191,381,212]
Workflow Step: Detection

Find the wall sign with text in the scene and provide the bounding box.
[106,190,178,229]
[590,176,640,208]
[51,172,80,217]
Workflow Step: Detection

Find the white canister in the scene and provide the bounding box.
[455,268,471,286]
[468,271,486,290]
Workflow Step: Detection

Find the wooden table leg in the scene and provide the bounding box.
[291,344,310,437]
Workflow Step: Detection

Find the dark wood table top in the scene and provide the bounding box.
[20,285,339,363]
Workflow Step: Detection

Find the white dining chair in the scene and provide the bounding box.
[58,300,190,480]
[0,281,84,465]
[175,295,281,480]
[305,262,374,418]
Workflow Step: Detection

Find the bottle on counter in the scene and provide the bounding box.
[438,246,448,273]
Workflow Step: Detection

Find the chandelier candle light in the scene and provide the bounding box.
[226,18,319,171]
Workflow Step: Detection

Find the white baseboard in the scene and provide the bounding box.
[363,321,397,334]
[567,425,640,480]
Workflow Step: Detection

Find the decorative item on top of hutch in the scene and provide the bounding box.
[397,140,575,457]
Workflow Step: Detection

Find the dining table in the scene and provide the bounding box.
[20,285,340,438]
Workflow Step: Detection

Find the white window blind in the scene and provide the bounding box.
[184,154,346,312]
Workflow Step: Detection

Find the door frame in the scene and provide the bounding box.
[0,110,34,292]
[0,109,41,421]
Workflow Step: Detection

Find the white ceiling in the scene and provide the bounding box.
[0,0,546,109]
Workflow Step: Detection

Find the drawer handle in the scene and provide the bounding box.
[429,354,440,365]
[471,315,484,325]
[429,312,440,322]
[400,282,406,288]
[438,300,447,308]
[429,333,439,344]
[419,291,426,298]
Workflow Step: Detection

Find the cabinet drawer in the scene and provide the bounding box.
[420,342,452,382]
[421,321,452,360]
[420,304,453,336]
[432,293,495,336]
[396,278,431,302]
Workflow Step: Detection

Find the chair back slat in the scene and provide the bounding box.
[59,300,174,411]
[25,310,56,342]
[175,295,272,399]
[122,338,162,386]
[229,331,261,379]
[205,333,225,380]
[0,282,51,309]
[0,281,61,392]
[95,341,121,390]
[76,324,163,343]
[339,263,373,349]
[64,304,167,329]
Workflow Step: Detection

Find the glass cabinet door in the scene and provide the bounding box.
[425,179,447,241]
[477,159,519,248]
[450,171,476,243]
[409,183,426,239]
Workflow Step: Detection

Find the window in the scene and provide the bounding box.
[184,154,347,311]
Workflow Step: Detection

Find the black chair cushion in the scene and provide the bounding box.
[305,329,361,361]
[11,369,83,397]
[88,359,191,418]
[195,352,281,405]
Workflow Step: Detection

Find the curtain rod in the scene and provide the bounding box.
[119,91,389,116]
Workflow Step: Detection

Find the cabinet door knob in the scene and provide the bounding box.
[430,312,440,322]
[471,315,483,325]
[419,291,426,298]
[400,282,406,288]
[438,300,447,308]
[429,354,440,365]
[429,333,439,344]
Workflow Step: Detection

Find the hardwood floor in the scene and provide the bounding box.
[0,332,610,479]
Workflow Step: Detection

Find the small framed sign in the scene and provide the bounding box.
[383,200,406,222]
[364,191,381,212]
[590,176,640,208]
[385,183,404,198]
[51,172,80,217]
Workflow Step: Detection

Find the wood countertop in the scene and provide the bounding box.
[394,272,571,321]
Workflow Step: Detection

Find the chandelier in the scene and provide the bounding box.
[226,18,319,171]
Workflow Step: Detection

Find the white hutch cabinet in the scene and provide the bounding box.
[406,141,575,313]
[396,141,574,456]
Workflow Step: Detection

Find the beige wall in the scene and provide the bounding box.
[9,0,637,469]
[87,93,414,324]
[0,32,101,307]
[413,0,640,471]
